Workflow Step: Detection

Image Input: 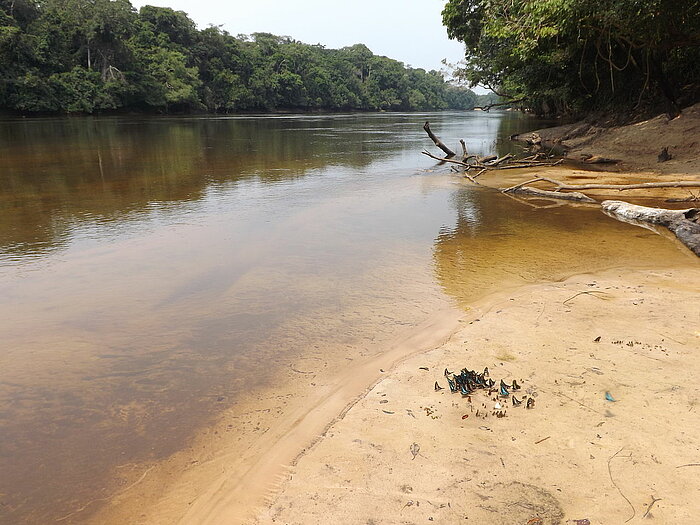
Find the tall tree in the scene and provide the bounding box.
[443,0,700,116]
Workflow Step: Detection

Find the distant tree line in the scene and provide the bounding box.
[0,0,478,114]
[442,0,700,117]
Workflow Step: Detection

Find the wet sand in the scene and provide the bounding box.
[89,306,465,524]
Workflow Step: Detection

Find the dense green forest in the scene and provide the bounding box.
[0,0,479,114]
[443,0,700,117]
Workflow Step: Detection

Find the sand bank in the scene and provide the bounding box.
[92,208,698,525]
[257,266,700,524]
[89,306,465,525]
[92,107,700,524]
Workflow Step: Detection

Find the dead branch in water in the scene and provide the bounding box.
[421,123,563,178]
[421,150,470,167]
[459,139,468,161]
[423,122,455,158]
[504,176,700,193]
[421,150,562,172]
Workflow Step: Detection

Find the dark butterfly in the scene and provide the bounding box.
[499,379,510,397]
[447,377,457,393]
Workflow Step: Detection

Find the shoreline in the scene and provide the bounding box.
[90,305,467,524]
[257,265,700,524]
[91,260,697,524]
[91,107,700,523]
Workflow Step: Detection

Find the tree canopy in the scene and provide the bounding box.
[442,0,700,116]
[0,0,477,114]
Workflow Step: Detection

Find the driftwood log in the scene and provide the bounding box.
[602,201,700,256]
[505,177,700,193]
[423,122,455,158]
[504,186,598,203]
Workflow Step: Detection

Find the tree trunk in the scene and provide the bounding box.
[505,186,598,203]
[602,200,700,256]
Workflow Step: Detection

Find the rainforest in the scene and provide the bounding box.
[0,0,482,114]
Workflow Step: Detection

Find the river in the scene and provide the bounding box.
[0,112,691,523]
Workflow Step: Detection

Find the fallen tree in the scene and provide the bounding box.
[504,186,598,203]
[504,177,700,193]
[602,201,700,256]
[421,121,564,176]
[421,123,700,257]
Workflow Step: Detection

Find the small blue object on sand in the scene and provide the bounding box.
[605,391,616,402]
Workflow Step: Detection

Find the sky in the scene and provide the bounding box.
[129,0,467,74]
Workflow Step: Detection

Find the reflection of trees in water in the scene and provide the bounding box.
[493,112,557,157]
[0,111,556,261]
[0,116,389,260]
[433,187,519,307]
[432,183,687,310]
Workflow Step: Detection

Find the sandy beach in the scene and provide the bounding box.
[257,266,700,524]
[90,109,700,525]
[251,111,700,524]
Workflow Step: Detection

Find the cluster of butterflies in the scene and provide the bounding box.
[435,366,535,410]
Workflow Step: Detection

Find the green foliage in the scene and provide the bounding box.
[0,0,477,114]
[443,0,700,116]
[49,66,118,111]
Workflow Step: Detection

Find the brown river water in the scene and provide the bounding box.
[0,112,693,523]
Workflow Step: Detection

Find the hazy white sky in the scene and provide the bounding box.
[130,0,466,73]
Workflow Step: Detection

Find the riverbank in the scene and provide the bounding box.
[250,110,700,524]
[83,109,700,525]
[257,266,700,524]
[513,102,700,177]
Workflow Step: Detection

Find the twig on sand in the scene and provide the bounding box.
[552,391,603,415]
[563,290,610,305]
[642,495,662,519]
[608,447,636,523]
[534,436,551,444]
[676,463,700,468]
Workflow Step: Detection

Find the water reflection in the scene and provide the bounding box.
[0,116,374,261]
[0,112,546,264]
[433,186,693,308]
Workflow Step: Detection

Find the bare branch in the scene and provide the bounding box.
[423,122,455,157]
